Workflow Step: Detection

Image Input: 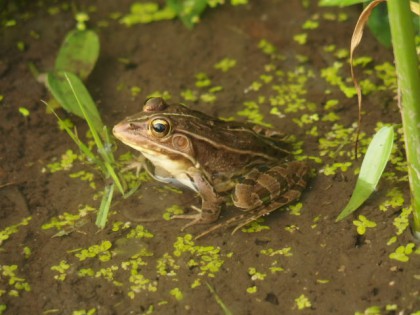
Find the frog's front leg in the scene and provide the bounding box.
[172,172,223,230]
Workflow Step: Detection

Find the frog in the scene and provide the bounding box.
[113,97,309,238]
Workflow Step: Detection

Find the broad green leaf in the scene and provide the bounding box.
[336,126,394,221]
[55,29,100,80]
[47,71,104,135]
[319,0,365,6]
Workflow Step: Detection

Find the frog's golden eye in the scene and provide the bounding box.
[149,118,170,138]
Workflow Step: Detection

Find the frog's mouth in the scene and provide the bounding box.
[113,121,197,172]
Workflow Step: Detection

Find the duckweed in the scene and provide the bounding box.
[258,39,277,56]
[72,309,96,315]
[0,216,32,246]
[322,162,352,176]
[69,170,96,189]
[128,273,157,299]
[51,260,71,281]
[111,221,131,232]
[248,267,266,281]
[392,206,412,236]
[181,89,199,102]
[74,240,112,262]
[240,218,270,233]
[126,225,154,239]
[156,253,179,277]
[353,215,377,235]
[120,2,176,26]
[0,265,31,295]
[302,19,319,30]
[285,225,300,233]
[389,243,415,262]
[293,33,308,45]
[95,266,118,282]
[260,247,292,257]
[46,149,78,173]
[163,205,185,221]
[147,90,172,100]
[214,58,237,72]
[295,294,311,310]
[237,100,271,127]
[289,202,303,216]
[379,187,404,211]
[321,62,356,98]
[246,286,257,294]
[173,234,226,277]
[18,107,30,117]
[130,86,142,98]
[41,205,95,232]
[195,72,212,88]
[169,287,184,301]
[269,261,284,274]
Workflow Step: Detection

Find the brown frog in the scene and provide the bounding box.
[113,97,309,238]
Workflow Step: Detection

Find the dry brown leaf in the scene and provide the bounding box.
[350,0,386,158]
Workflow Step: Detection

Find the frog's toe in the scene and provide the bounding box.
[171,213,203,230]
[122,161,144,176]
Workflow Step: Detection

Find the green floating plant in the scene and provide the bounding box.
[51,260,71,281]
[120,2,176,26]
[72,308,97,315]
[295,294,312,310]
[0,265,31,296]
[0,217,32,246]
[389,243,415,262]
[74,240,113,262]
[169,287,184,301]
[214,58,237,72]
[353,215,377,235]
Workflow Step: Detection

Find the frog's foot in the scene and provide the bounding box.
[195,188,305,240]
[172,206,203,230]
[121,156,147,176]
[172,205,220,231]
[122,161,144,176]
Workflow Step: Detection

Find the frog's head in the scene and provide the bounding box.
[112,97,198,170]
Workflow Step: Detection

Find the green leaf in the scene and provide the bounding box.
[46,71,104,135]
[166,0,208,29]
[55,29,100,80]
[319,0,364,6]
[366,2,391,47]
[336,126,394,221]
[96,184,114,228]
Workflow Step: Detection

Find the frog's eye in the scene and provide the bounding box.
[150,118,170,138]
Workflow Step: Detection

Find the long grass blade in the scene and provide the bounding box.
[206,282,233,315]
[96,184,115,228]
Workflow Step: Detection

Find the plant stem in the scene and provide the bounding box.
[387,0,420,238]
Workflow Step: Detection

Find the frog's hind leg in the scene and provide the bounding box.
[231,189,303,235]
[194,189,301,240]
[194,161,309,240]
